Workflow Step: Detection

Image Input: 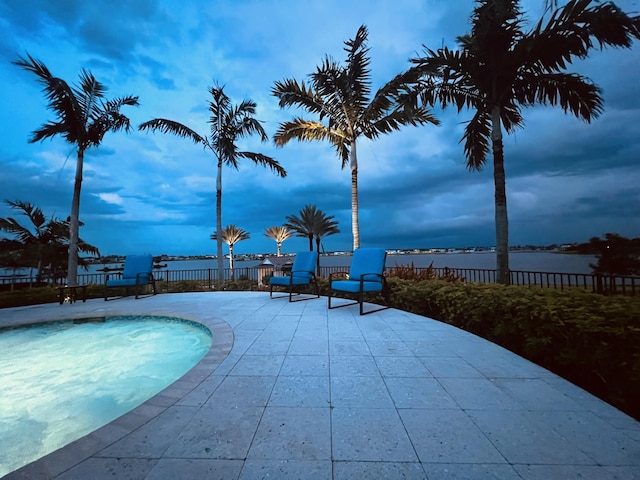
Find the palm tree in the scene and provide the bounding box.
[14,54,138,287]
[285,205,320,251]
[0,200,100,282]
[139,84,286,287]
[272,25,439,250]
[210,225,250,280]
[407,0,640,284]
[312,210,340,273]
[264,226,293,256]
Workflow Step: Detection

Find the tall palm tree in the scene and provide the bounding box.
[14,54,138,287]
[272,25,439,250]
[264,225,293,256]
[210,225,250,280]
[140,84,286,287]
[285,205,320,251]
[0,200,99,282]
[408,0,640,284]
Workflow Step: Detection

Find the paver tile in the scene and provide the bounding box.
[332,408,417,462]
[247,407,331,460]
[399,408,506,464]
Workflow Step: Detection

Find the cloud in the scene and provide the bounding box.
[1,0,639,257]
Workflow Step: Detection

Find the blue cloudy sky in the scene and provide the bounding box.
[0,0,639,257]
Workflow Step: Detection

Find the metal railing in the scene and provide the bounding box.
[2,266,638,295]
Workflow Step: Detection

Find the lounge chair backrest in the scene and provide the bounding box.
[291,251,318,280]
[349,248,386,282]
[121,254,153,280]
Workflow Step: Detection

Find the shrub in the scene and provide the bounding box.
[0,284,106,307]
[387,261,465,282]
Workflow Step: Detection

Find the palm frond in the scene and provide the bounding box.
[14,54,83,144]
[343,25,372,109]
[75,69,106,129]
[498,99,524,133]
[211,224,250,244]
[138,118,206,144]
[273,118,332,145]
[0,217,34,243]
[411,47,481,112]
[264,226,293,243]
[515,72,603,122]
[461,110,491,170]
[312,60,356,125]
[366,106,440,139]
[236,116,268,142]
[524,0,640,72]
[273,78,327,118]
[236,152,287,178]
[5,200,46,229]
[362,68,423,125]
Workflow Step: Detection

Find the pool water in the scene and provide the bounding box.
[0,315,211,477]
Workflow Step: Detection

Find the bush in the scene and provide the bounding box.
[387,261,465,282]
[386,278,640,420]
[0,284,107,307]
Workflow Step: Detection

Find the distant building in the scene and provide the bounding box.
[257,255,295,287]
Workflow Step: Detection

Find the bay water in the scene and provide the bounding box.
[87,251,598,275]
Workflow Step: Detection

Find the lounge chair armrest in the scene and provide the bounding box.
[357,272,385,280]
[291,269,315,277]
[135,272,154,284]
[105,272,122,282]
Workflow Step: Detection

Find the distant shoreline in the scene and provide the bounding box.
[88,248,580,265]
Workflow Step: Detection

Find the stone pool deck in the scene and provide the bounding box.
[1,291,639,479]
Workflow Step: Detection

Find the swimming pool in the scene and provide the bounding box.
[0,315,212,477]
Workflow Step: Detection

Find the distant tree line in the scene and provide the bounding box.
[566,233,640,276]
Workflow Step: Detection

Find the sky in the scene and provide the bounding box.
[0,0,639,257]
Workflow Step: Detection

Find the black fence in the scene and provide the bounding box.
[2,266,638,296]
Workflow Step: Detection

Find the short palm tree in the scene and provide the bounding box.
[140,84,286,287]
[273,25,439,250]
[285,205,321,251]
[0,200,99,282]
[14,54,138,286]
[264,225,293,256]
[210,225,250,279]
[284,205,340,272]
[312,210,340,273]
[407,0,640,284]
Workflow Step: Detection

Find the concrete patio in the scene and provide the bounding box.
[2,291,639,479]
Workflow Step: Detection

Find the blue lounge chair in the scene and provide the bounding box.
[269,251,320,302]
[328,247,389,315]
[104,254,157,300]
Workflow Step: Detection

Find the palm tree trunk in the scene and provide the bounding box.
[229,243,234,280]
[277,241,282,257]
[350,140,360,250]
[315,236,321,274]
[67,147,84,287]
[308,234,313,251]
[216,157,224,288]
[491,107,510,285]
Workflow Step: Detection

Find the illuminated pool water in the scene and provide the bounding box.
[0,315,211,477]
